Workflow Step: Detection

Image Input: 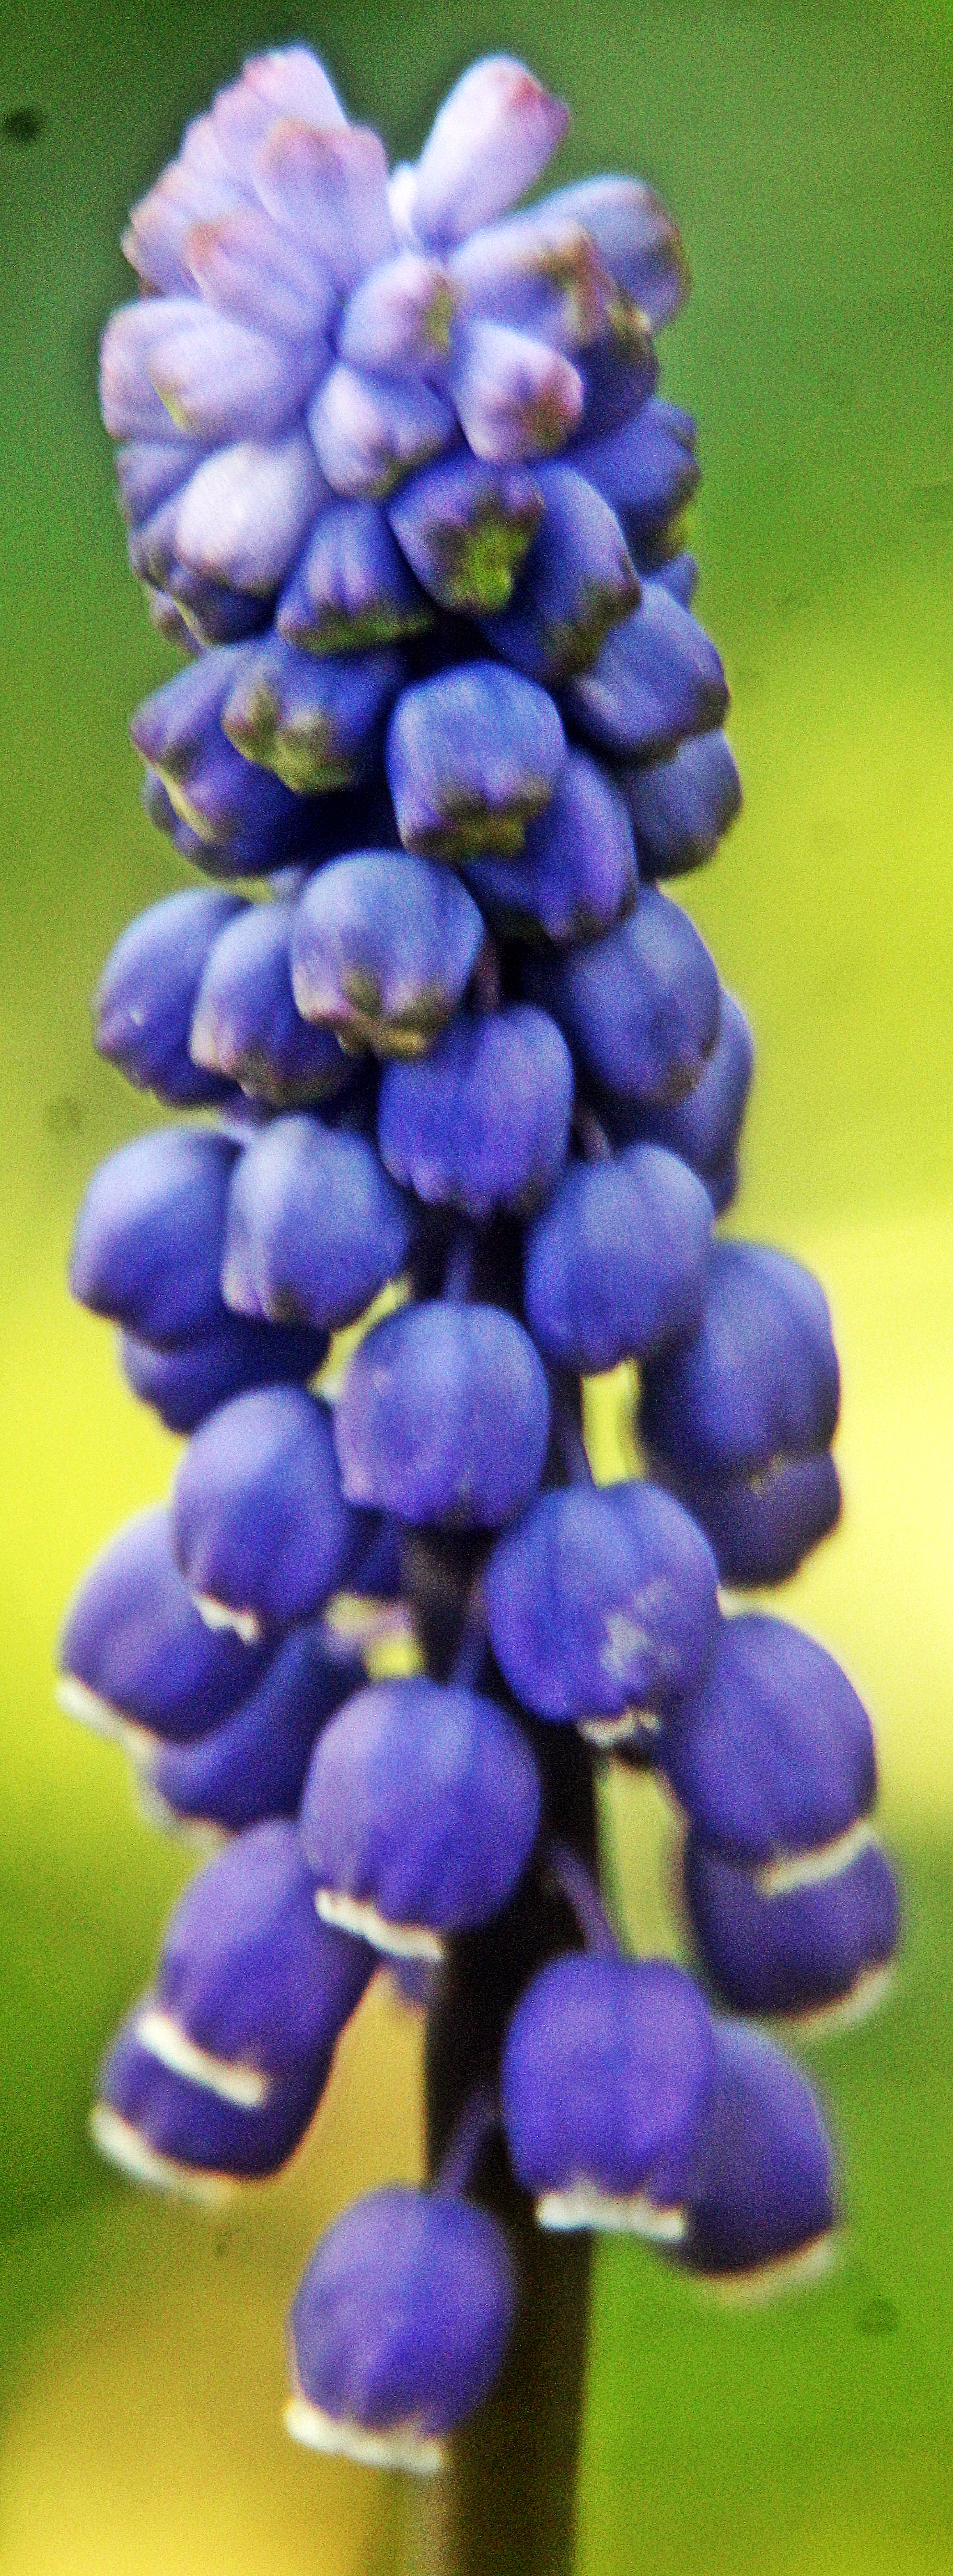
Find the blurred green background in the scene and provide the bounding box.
[1,0,952,2566]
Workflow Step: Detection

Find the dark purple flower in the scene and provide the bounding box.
[377,1003,574,1218]
[484,1479,719,1731]
[299,1678,542,1952]
[502,1955,716,2230]
[145,1819,374,2083]
[290,851,484,1056]
[221,1114,415,1332]
[144,1624,365,1834]
[640,1239,841,1480]
[170,1384,367,1638]
[525,889,720,1107]
[661,1613,877,1867]
[334,1301,551,1526]
[683,1825,901,2026]
[59,1505,272,1745]
[287,2186,516,2468]
[523,1142,713,1371]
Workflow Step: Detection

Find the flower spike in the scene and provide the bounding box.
[65,38,892,2506]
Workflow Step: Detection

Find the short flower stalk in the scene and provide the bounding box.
[62,40,899,2574]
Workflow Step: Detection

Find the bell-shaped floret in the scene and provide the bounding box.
[182,204,338,341]
[94,889,244,1107]
[142,1820,375,2095]
[144,1624,365,1835]
[661,1614,877,1870]
[277,501,433,653]
[574,318,658,443]
[622,728,742,880]
[334,1302,551,1527]
[170,1385,367,1638]
[222,1114,414,1332]
[91,2010,329,2198]
[448,204,616,351]
[609,992,753,1187]
[220,635,404,794]
[483,1479,718,1731]
[378,1005,573,1219]
[502,1956,715,2230]
[674,2022,837,2291]
[100,298,214,441]
[387,663,566,860]
[169,433,326,598]
[388,455,543,616]
[253,120,393,295]
[122,163,242,304]
[210,47,347,163]
[151,307,326,445]
[135,545,271,648]
[190,900,353,1106]
[466,750,636,946]
[130,641,249,798]
[479,466,640,682]
[300,1678,541,1953]
[541,176,689,329]
[309,363,456,501]
[525,889,719,1106]
[524,1144,712,1372]
[665,1450,842,1589]
[119,1309,330,1435]
[337,251,458,378]
[120,48,346,296]
[683,1827,900,2027]
[57,1504,272,1746]
[638,1241,841,1481]
[114,436,211,533]
[69,1128,236,1345]
[565,585,728,763]
[406,56,570,249]
[130,649,330,875]
[291,854,484,1057]
[218,45,346,139]
[571,399,699,553]
[287,2186,516,2470]
[449,321,584,462]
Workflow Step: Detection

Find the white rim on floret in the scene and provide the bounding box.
[193,1592,264,1646]
[284,2394,446,2476]
[129,1764,229,1854]
[56,1675,158,1758]
[536,2182,687,2240]
[780,1962,894,2043]
[689,2229,839,2308]
[88,2103,237,2208]
[136,2005,272,2108]
[577,1708,661,1750]
[754,1819,874,1898]
[315,1889,445,1961]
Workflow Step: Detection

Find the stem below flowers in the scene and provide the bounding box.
[404,1532,597,2576]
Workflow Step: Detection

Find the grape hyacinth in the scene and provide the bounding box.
[64,41,899,2557]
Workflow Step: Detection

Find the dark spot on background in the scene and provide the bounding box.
[2,107,46,146]
[855,2296,900,2336]
[44,1095,84,1137]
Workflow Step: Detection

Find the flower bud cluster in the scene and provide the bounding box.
[63,45,899,2472]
